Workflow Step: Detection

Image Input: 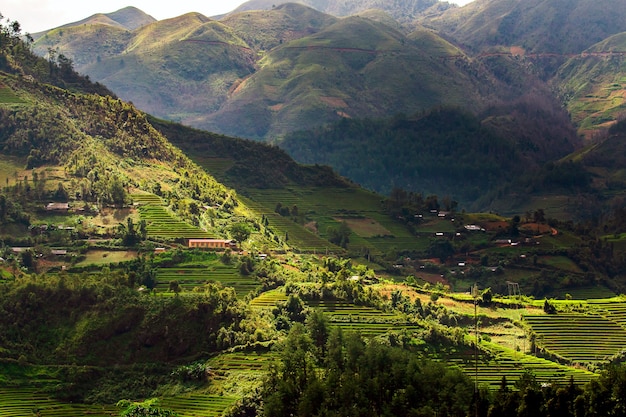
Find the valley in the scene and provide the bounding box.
[2,1,626,416]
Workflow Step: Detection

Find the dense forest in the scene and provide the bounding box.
[280,101,579,205]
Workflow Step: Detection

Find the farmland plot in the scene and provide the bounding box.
[156,266,258,298]
[139,205,212,239]
[160,394,237,417]
[524,313,626,363]
[0,388,114,417]
[307,300,423,336]
[444,342,598,389]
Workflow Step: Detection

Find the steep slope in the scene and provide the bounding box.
[200,17,514,139]
[421,0,626,55]
[1,25,241,225]
[554,33,626,138]
[34,12,257,125]
[32,24,132,68]
[280,102,580,205]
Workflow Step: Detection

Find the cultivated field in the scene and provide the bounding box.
[524,313,626,363]
[0,388,114,417]
[138,205,212,239]
[156,265,259,298]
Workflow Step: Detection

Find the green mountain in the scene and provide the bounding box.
[418,0,626,139]
[32,5,332,129]
[199,16,523,139]
[554,33,626,138]
[229,0,452,24]
[32,4,531,141]
[32,6,155,37]
[421,0,626,55]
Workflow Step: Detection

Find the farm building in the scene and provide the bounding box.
[46,202,69,211]
[187,239,237,249]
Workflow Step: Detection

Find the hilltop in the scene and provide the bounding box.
[31,6,155,37]
[229,0,452,24]
[418,0,626,137]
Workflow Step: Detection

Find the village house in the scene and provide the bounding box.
[187,239,237,249]
[46,202,69,211]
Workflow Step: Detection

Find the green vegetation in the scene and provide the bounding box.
[280,103,580,203]
[7,9,626,417]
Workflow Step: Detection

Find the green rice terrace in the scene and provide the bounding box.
[0,388,114,417]
[130,192,213,239]
[155,265,259,298]
[299,292,611,389]
[138,205,212,239]
[523,313,626,364]
[306,300,423,336]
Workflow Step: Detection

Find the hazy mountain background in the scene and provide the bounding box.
[26,0,626,211]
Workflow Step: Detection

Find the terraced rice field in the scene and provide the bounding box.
[209,352,277,373]
[207,352,278,398]
[240,196,339,253]
[249,288,288,308]
[446,342,598,389]
[0,388,114,417]
[139,205,212,239]
[160,394,237,417]
[307,300,423,336]
[131,193,164,205]
[587,299,626,328]
[156,266,259,298]
[523,313,626,363]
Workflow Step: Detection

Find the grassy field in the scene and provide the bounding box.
[0,156,26,188]
[0,86,26,104]
[241,186,451,256]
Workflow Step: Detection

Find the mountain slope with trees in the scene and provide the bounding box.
[280,103,580,204]
[421,0,626,55]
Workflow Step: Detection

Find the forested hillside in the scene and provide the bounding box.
[281,102,579,205]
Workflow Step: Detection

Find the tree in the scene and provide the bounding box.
[482,288,493,305]
[117,399,177,417]
[54,182,69,200]
[328,222,350,248]
[229,222,252,243]
[110,177,126,207]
